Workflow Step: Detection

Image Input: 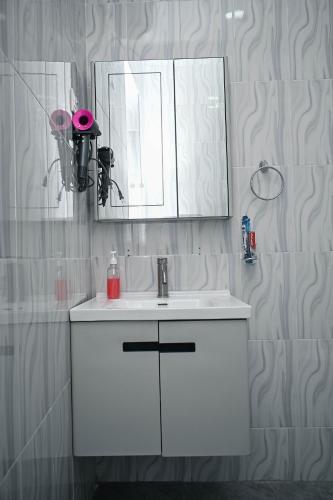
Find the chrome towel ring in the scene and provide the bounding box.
[250,160,285,201]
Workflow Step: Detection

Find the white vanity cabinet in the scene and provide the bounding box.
[71,319,250,457]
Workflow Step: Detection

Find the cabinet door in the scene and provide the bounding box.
[95,60,177,220]
[71,321,161,456]
[159,320,250,456]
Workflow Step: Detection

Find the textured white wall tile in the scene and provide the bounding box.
[172,254,230,290]
[290,428,333,480]
[84,0,129,63]
[125,256,159,291]
[131,222,197,256]
[126,1,179,60]
[295,252,333,339]
[289,340,333,427]
[179,0,234,64]
[230,81,292,167]
[190,456,241,481]
[293,166,333,252]
[248,341,293,427]
[136,456,191,481]
[96,457,137,482]
[287,0,333,80]
[239,254,298,340]
[234,0,290,81]
[289,80,333,166]
[239,428,289,480]
[86,2,118,62]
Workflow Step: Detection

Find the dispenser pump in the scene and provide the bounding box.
[110,250,118,265]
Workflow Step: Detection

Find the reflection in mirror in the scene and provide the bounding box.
[12,62,74,221]
[95,60,177,220]
[175,58,230,218]
[109,70,163,208]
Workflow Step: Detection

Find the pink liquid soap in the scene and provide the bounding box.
[107,277,120,299]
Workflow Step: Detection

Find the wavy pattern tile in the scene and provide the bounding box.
[290,428,333,480]
[248,341,292,427]
[288,0,333,80]
[293,166,333,252]
[86,2,115,61]
[189,456,240,481]
[239,254,297,340]
[136,456,191,481]
[239,429,289,480]
[96,457,136,482]
[126,1,178,60]
[289,80,333,166]
[295,252,333,339]
[230,81,292,167]
[234,0,290,81]
[290,340,333,427]
[86,2,127,62]
[172,254,230,291]
[179,0,234,62]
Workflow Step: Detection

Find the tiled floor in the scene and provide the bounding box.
[93,482,333,500]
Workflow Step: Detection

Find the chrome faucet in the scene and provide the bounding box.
[157,257,168,298]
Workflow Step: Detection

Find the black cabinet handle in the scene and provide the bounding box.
[123,342,195,353]
[159,342,196,353]
[123,342,159,352]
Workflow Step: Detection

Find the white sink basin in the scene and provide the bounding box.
[70,291,251,321]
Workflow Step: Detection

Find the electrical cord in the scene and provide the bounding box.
[90,157,124,205]
[43,144,120,201]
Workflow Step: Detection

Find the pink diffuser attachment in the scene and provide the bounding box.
[49,109,72,132]
[72,109,94,131]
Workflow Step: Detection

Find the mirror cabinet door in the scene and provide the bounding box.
[95,60,177,220]
[174,58,230,218]
[95,57,230,221]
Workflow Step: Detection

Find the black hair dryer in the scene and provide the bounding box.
[72,109,101,192]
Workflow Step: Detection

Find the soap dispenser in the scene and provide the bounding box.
[107,251,120,299]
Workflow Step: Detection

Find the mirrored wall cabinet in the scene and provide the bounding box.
[94,57,231,221]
